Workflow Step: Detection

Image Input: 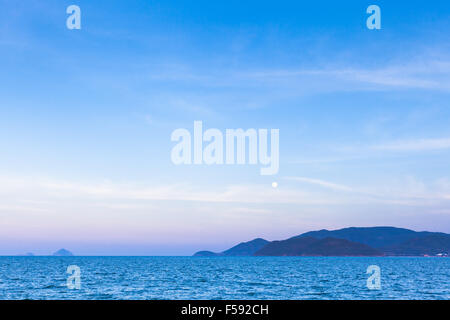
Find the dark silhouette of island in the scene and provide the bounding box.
[255,237,382,256]
[194,227,450,257]
[382,234,450,256]
[52,249,74,256]
[295,226,444,248]
[194,238,269,256]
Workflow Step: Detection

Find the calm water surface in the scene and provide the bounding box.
[0,257,448,300]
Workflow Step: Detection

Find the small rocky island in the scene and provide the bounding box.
[52,249,74,256]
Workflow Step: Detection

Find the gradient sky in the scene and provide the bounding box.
[0,0,449,255]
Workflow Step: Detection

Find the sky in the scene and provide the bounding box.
[0,0,449,255]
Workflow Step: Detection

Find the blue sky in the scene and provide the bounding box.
[0,0,449,255]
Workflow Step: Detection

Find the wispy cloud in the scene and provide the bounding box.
[4,175,447,209]
[0,176,335,205]
[242,59,450,91]
[372,138,450,152]
[289,136,450,167]
[102,55,450,98]
[283,175,450,207]
[284,176,354,192]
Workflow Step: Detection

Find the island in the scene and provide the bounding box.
[194,227,450,257]
[52,249,74,256]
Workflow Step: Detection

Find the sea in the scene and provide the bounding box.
[0,256,448,300]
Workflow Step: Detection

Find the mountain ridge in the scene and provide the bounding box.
[194,238,269,257]
[194,227,450,257]
[255,237,383,256]
[293,226,445,248]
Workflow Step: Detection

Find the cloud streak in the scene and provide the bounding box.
[241,59,450,91]
[284,176,354,192]
[372,138,450,152]
[2,175,450,209]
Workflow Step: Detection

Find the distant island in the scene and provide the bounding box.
[17,252,35,256]
[52,249,74,256]
[194,227,450,257]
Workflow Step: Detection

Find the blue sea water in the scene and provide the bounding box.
[0,257,448,300]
